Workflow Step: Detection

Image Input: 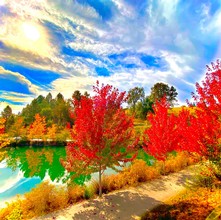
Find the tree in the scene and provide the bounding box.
[46,124,57,141]
[27,114,46,141]
[149,82,178,106]
[143,97,180,160]
[127,87,145,113]
[46,92,53,103]
[72,90,82,101]
[0,118,10,148]
[1,105,12,120]
[143,61,221,178]
[53,93,72,127]
[135,97,154,119]
[1,105,14,131]
[8,116,26,141]
[61,82,138,197]
[182,61,221,175]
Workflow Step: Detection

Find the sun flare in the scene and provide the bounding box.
[22,23,41,41]
[0,0,5,6]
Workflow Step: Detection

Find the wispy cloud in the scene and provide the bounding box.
[0,0,220,112]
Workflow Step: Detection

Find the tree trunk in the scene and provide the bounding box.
[99,164,102,198]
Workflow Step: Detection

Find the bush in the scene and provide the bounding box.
[0,199,23,220]
[21,181,68,219]
[67,184,85,203]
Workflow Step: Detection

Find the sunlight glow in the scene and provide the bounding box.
[0,0,5,6]
[2,19,53,57]
[22,23,41,41]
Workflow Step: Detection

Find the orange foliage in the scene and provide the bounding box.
[46,124,57,141]
[27,114,46,140]
[0,118,10,148]
[21,181,68,219]
[8,117,26,140]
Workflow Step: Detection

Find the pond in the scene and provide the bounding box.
[0,146,90,208]
[0,146,154,208]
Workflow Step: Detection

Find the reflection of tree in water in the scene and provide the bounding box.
[5,146,91,185]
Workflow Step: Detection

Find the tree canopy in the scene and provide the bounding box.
[149,82,178,106]
[62,82,138,197]
[127,87,145,112]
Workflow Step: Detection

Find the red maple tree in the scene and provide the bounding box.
[143,97,181,160]
[62,82,138,197]
[143,60,221,177]
[184,61,221,168]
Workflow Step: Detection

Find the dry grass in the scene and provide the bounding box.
[141,186,221,220]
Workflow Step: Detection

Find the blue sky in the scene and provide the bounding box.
[0,0,220,113]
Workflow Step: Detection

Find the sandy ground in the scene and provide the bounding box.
[34,166,198,220]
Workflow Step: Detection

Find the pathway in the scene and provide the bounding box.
[34,165,198,220]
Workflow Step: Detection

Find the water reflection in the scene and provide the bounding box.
[5,146,66,182]
[0,146,91,207]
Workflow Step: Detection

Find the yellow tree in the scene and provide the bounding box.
[0,118,10,161]
[0,118,10,148]
[8,117,26,141]
[28,114,46,141]
[46,124,57,141]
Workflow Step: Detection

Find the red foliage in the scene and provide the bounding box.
[0,127,4,134]
[63,81,138,175]
[143,97,180,160]
[66,122,71,130]
[144,60,221,163]
[185,61,221,160]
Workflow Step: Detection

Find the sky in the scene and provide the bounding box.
[0,0,220,113]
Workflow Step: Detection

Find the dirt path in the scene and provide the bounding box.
[34,166,198,220]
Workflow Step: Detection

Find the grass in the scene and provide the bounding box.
[141,186,221,220]
[168,106,197,116]
[134,118,149,134]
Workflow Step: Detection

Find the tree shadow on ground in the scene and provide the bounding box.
[141,200,214,220]
[71,191,162,220]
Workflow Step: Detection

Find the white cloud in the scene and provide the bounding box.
[0,67,40,95]
[0,0,220,112]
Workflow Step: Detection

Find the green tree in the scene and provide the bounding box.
[53,93,71,127]
[8,116,26,141]
[149,82,178,106]
[135,97,154,119]
[72,90,82,101]
[1,105,12,120]
[127,87,145,113]
[45,92,52,103]
[1,105,14,131]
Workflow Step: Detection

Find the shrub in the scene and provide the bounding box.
[0,199,23,220]
[67,184,85,203]
[21,181,68,219]
[84,184,96,199]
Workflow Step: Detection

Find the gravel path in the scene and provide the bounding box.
[34,166,198,220]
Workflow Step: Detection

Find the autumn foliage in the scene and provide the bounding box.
[189,61,221,164]
[62,81,138,196]
[0,118,10,148]
[27,114,46,140]
[144,61,221,177]
[143,97,180,160]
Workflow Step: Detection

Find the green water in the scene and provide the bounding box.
[0,146,154,207]
[0,146,91,207]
